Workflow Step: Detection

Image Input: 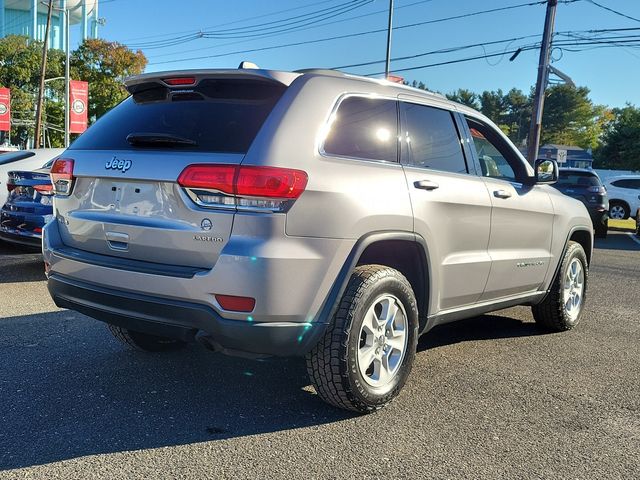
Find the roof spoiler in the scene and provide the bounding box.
[124,68,301,95]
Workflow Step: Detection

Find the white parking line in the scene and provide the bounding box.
[627,233,640,246]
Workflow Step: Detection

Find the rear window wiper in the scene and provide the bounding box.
[126,133,198,147]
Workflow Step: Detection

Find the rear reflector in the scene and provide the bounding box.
[164,77,196,86]
[50,158,75,196]
[215,294,256,312]
[34,184,54,195]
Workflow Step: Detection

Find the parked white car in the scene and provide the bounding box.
[0,149,64,203]
[603,176,640,220]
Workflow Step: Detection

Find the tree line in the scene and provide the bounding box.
[408,80,639,171]
[0,35,146,148]
[0,33,637,171]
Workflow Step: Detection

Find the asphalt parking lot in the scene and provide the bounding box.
[0,233,638,479]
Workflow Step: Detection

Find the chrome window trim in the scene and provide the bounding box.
[318,92,401,165]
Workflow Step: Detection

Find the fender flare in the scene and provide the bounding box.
[313,231,432,326]
[535,225,593,305]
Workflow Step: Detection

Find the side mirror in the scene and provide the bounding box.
[535,158,558,184]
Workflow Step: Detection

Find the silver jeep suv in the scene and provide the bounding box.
[44,67,593,412]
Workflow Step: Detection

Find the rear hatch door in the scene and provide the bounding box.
[57,74,289,269]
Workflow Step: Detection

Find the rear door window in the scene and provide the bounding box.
[322,96,398,163]
[400,102,468,174]
[558,172,601,187]
[69,79,287,153]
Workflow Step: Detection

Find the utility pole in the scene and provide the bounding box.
[34,0,54,149]
[526,0,558,165]
[64,6,70,147]
[384,0,394,79]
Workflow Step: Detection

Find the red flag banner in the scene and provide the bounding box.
[69,80,89,134]
[0,88,10,132]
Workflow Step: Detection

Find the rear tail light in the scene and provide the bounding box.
[587,186,606,194]
[178,164,308,212]
[215,294,256,312]
[50,158,75,196]
[34,184,54,195]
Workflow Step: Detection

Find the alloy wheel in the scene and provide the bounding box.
[357,294,408,388]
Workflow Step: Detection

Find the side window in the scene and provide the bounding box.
[614,179,640,189]
[466,117,524,182]
[400,102,467,174]
[323,96,398,163]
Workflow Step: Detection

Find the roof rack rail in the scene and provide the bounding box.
[294,68,346,77]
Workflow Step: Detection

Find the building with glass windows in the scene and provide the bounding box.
[0,0,100,50]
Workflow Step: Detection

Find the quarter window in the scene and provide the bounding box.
[400,102,467,174]
[323,96,398,163]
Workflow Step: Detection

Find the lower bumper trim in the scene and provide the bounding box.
[48,274,326,357]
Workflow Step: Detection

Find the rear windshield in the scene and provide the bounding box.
[557,171,601,187]
[69,79,286,153]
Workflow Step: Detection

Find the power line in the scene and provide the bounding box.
[127,0,373,49]
[147,0,436,60]
[148,0,547,66]
[120,0,341,43]
[358,33,640,76]
[332,34,543,70]
[585,0,640,24]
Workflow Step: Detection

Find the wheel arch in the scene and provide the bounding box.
[538,225,592,306]
[315,231,432,329]
[609,198,631,218]
[570,228,593,265]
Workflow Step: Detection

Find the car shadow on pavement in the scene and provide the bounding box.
[0,308,542,471]
[0,243,45,284]
[417,312,541,352]
[0,310,356,471]
[0,254,44,284]
[594,232,640,252]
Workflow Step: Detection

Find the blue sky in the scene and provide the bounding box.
[90,0,640,107]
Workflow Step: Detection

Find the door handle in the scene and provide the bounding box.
[414,180,440,191]
[106,231,129,251]
[493,189,512,199]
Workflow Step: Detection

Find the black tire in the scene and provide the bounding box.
[107,324,187,352]
[609,201,630,220]
[532,241,588,332]
[306,265,419,413]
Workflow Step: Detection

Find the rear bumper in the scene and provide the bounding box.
[0,208,49,248]
[587,208,608,227]
[48,273,327,357]
[0,229,42,249]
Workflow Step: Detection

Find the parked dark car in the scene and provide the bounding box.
[0,162,55,250]
[555,168,609,238]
